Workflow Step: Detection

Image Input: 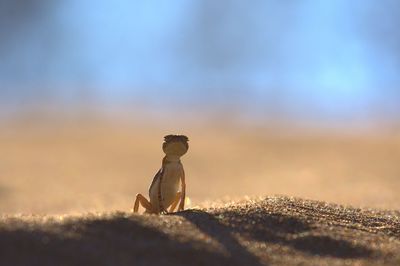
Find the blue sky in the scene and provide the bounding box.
[0,0,399,122]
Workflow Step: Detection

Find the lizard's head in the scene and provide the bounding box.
[162,134,189,157]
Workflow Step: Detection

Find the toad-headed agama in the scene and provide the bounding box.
[133,135,189,214]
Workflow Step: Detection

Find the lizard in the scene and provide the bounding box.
[133,134,189,214]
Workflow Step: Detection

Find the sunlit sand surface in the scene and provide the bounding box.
[0,115,399,214]
[1,196,399,265]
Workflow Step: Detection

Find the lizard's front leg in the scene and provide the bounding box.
[169,192,182,212]
[178,167,186,211]
[158,172,168,214]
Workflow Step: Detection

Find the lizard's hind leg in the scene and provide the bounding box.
[134,193,153,213]
[169,192,182,213]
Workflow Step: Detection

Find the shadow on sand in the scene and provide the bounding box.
[177,208,373,260]
[175,210,264,265]
[0,206,374,266]
[0,214,232,266]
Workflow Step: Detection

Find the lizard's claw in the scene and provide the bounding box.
[160,209,169,215]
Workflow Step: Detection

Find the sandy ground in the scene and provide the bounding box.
[0,117,399,264]
[0,196,399,266]
[0,117,399,214]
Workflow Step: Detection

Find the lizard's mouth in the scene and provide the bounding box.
[163,141,188,156]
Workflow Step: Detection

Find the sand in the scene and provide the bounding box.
[1,117,400,265]
[1,196,399,266]
[1,118,400,214]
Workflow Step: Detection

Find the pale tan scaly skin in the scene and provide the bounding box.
[133,135,188,214]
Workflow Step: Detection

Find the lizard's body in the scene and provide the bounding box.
[148,157,183,213]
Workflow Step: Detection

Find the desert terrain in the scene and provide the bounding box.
[0,116,399,265]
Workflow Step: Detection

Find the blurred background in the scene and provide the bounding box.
[0,0,399,214]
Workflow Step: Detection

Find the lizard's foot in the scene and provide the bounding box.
[159,209,169,215]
